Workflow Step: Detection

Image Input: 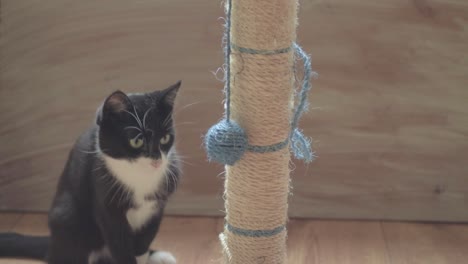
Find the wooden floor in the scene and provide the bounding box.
[1,213,468,264]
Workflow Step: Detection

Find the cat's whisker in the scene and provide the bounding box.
[132,105,144,128]
[171,171,178,186]
[116,184,128,205]
[99,173,109,182]
[172,101,202,117]
[107,177,120,191]
[162,101,202,127]
[127,189,133,203]
[172,158,194,167]
[99,172,109,180]
[132,133,143,141]
[102,179,115,193]
[171,154,194,163]
[123,109,143,129]
[120,186,131,206]
[164,173,170,194]
[117,187,125,205]
[167,166,177,182]
[108,184,122,202]
[142,107,153,130]
[162,111,173,127]
[166,168,178,191]
[109,182,125,205]
[105,178,118,199]
[101,174,119,200]
[172,153,190,158]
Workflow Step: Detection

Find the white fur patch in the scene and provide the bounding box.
[148,251,177,264]
[88,246,111,264]
[126,200,158,231]
[88,249,153,264]
[103,154,170,231]
[136,252,149,264]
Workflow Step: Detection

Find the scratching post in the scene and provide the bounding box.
[205,0,313,263]
[222,0,296,263]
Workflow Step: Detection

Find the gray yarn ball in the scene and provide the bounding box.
[204,119,247,165]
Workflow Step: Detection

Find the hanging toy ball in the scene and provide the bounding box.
[204,119,248,165]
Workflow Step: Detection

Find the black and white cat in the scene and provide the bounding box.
[0,81,182,264]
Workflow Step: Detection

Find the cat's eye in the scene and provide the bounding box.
[129,138,144,149]
[160,134,171,145]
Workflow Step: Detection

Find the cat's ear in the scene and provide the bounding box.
[104,91,131,112]
[160,80,181,106]
[96,91,131,125]
[96,104,103,125]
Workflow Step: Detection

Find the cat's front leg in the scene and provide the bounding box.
[96,208,137,264]
[132,215,176,264]
[133,250,177,264]
[147,251,177,264]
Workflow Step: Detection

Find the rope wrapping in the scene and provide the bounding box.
[204,0,315,263]
[222,0,295,263]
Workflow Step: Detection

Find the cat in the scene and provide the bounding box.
[0,81,182,264]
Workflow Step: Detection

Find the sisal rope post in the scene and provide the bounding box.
[220,0,298,263]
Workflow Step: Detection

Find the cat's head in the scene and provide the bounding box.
[96,81,181,161]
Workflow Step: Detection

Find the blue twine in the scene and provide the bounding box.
[226,223,285,238]
[291,128,313,162]
[231,43,292,55]
[291,43,312,131]
[289,43,314,163]
[204,0,315,165]
[247,139,289,153]
[224,0,233,121]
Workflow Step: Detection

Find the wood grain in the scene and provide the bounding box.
[0,213,21,232]
[287,220,390,264]
[289,0,468,221]
[1,0,468,221]
[381,222,468,264]
[1,214,468,264]
[0,0,226,215]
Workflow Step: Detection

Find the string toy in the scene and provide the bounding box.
[204,1,314,166]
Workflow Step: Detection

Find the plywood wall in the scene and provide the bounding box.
[0,0,467,222]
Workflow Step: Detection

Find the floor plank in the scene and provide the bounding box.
[382,222,468,264]
[1,214,468,264]
[151,216,223,264]
[0,213,22,232]
[11,214,48,236]
[287,219,390,264]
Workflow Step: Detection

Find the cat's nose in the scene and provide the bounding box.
[151,159,162,169]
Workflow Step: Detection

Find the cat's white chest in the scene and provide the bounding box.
[103,155,169,231]
[126,199,158,231]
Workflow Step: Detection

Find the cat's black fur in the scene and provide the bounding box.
[0,81,182,264]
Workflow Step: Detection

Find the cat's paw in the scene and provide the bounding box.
[148,251,177,264]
